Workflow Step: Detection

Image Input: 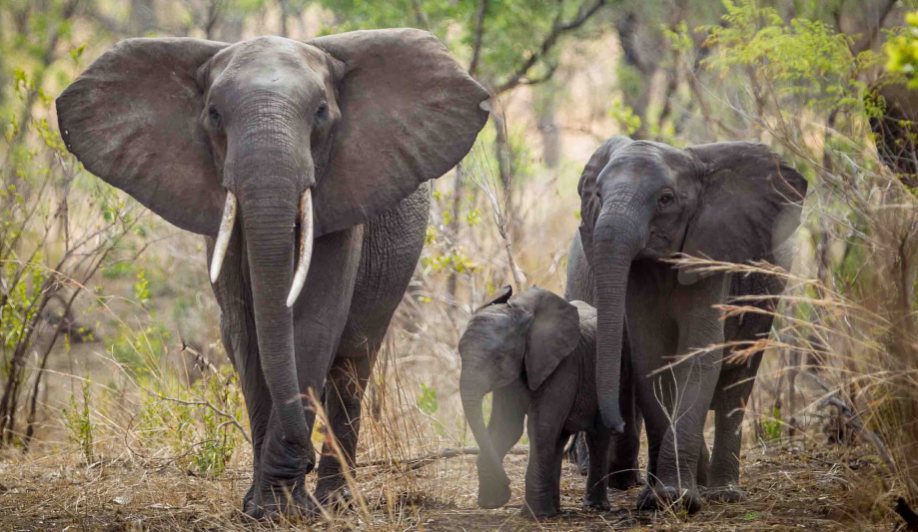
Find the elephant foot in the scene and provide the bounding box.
[583,494,611,511]
[315,475,354,508]
[242,482,256,513]
[702,484,746,503]
[243,482,318,521]
[520,500,558,520]
[477,481,511,509]
[608,469,642,491]
[636,483,702,514]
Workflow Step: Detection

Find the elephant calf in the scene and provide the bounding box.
[459,286,617,519]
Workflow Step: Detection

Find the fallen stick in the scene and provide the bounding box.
[355,446,528,471]
[818,395,894,469]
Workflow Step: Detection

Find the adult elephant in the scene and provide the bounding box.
[566,136,807,512]
[56,31,489,517]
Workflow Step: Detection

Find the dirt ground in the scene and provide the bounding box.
[0,437,898,532]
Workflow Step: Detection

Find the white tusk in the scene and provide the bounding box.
[286,189,314,308]
[210,191,237,284]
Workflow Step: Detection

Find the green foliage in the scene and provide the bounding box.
[615,63,645,103]
[107,321,171,376]
[761,407,783,441]
[417,382,439,416]
[608,98,642,136]
[133,270,150,306]
[63,380,95,463]
[885,12,918,88]
[318,0,602,84]
[702,0,877,112]
[137,367,244,477]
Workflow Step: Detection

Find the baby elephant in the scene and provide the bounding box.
[460,285,613,519]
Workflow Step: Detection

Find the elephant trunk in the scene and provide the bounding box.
[228,98,316,449]
[461,385,510,493]
[593,204,647,433]
[240,179,310,445]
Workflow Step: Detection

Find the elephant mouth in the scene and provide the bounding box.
[209,187,315,308]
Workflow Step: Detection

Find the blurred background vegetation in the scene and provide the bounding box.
[5,0,918,528]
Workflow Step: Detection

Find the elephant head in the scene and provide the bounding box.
[57,31,489,451]
[458,285,580,508]
[577,136,807,432]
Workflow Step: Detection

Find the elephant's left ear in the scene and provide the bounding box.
[511,287,581,391]
[308,29,490,237]
[681,142,808,284]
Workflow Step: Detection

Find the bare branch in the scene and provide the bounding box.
[355,446,528,471]
[468,0,490,77]
[496,0,607,94]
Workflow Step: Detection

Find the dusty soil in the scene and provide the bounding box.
[0,439,895,531]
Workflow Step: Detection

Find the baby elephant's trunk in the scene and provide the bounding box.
[461,386,510,506]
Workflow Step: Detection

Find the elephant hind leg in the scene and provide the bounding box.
[705,351,763,502]
[583,429,611,510]
[697,440,710,488]
[314,355,373,506]
[314,186,431,504]
[569,432,589,476]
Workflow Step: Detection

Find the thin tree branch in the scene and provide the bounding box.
[468,0,490,77]
[355,446,528,471]
[496,0,607,94]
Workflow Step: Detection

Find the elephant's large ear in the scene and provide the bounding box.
[578,136,634,267]
[680,142,808,284]
[511,287,581,391]
[308,29,490,237]
[56,38,229,235]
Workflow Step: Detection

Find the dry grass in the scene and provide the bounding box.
[0,424,898,531]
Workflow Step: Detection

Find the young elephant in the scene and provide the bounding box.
[459,286,613,519]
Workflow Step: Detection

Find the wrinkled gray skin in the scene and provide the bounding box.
[567,136,807,513]
[459,286,616,519]
[56,30,489,517]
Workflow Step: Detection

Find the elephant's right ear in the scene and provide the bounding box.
[511,287,581,391]
[56,38,229,236]
[308,29,490,237]
[578,136,634,267]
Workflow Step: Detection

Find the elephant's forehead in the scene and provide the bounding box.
[604,142,696,183]
[213,37,327,76]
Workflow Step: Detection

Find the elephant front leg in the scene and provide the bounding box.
[254,409,317,518]
[255,226,362,517]
[609,350,642,490]
[208,234,274,516]
[638,275,726,514]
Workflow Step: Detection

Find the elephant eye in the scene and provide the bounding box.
[315,103,329,121]
[658,191,675,208]
[208,105,222,129]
